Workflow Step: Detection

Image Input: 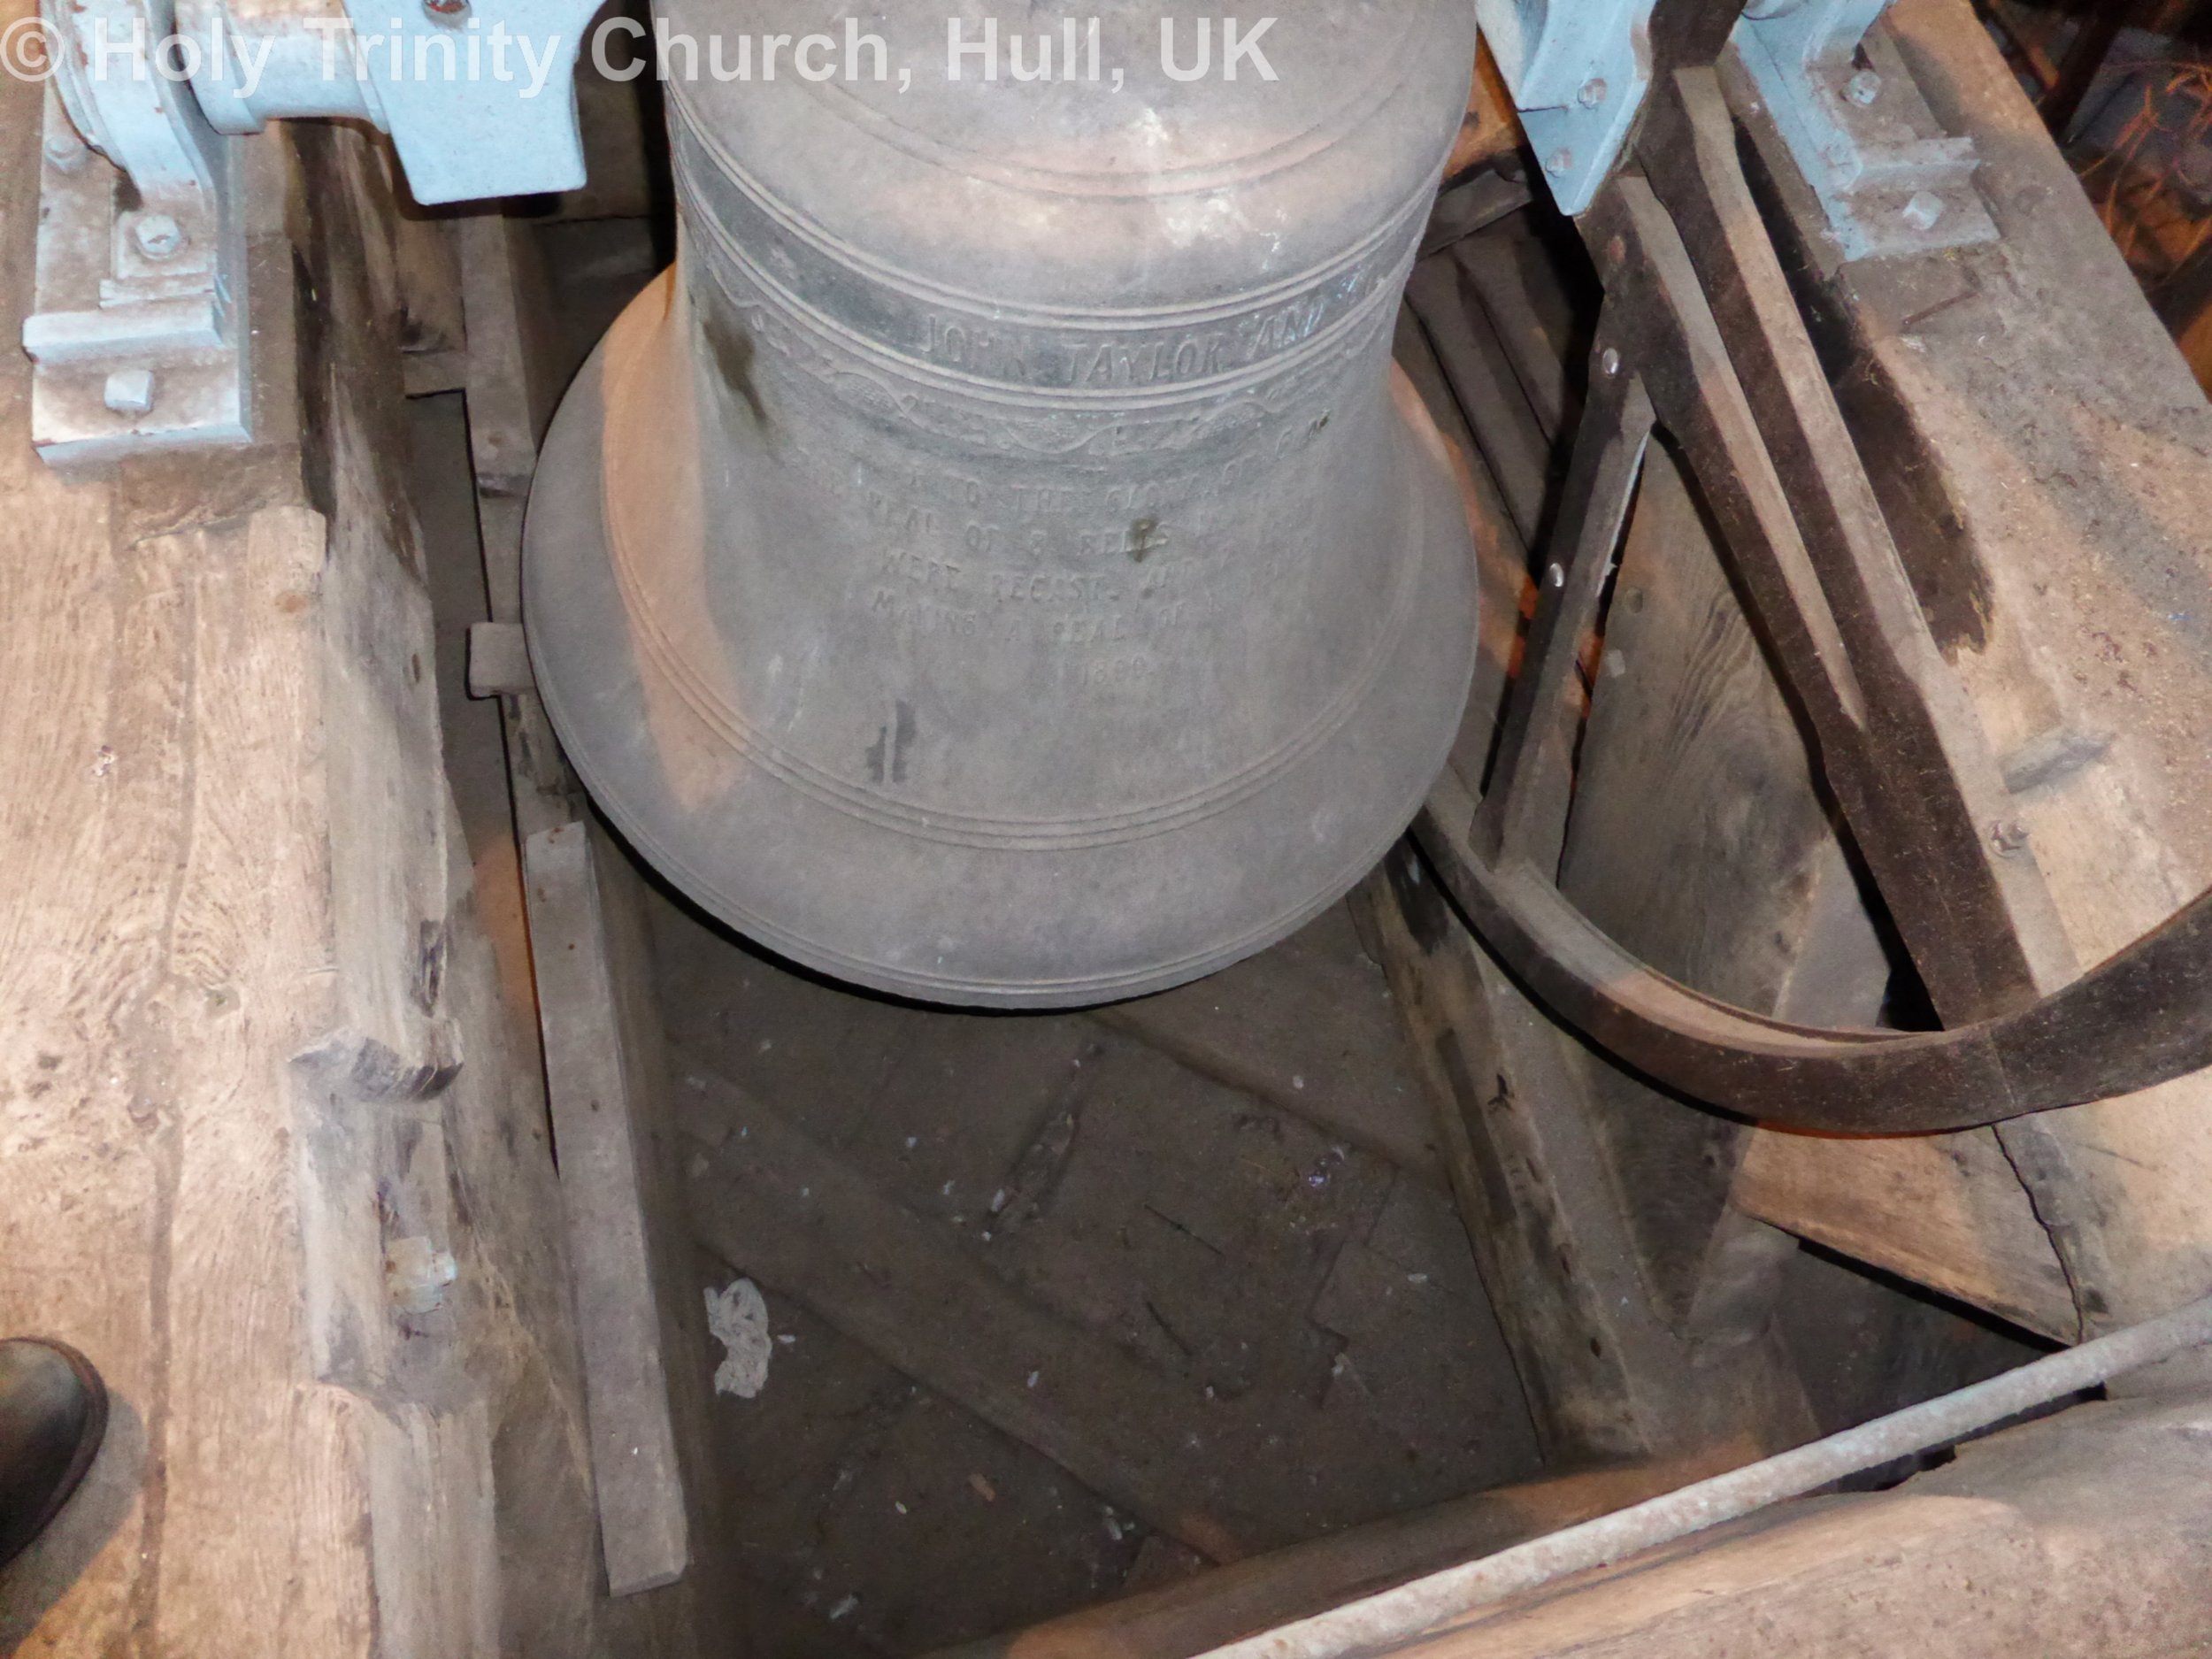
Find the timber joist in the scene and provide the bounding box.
[1420,61,2212,1141]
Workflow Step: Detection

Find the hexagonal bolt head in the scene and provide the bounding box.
[131,213,188,261]
[1545,148,1575,177]
[1901,190,1946,233]
[1846,69,1883,106]
[1578,77,1609,109]
[103,368,157,419]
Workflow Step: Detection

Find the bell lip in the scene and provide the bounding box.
[524,296,1479,1011]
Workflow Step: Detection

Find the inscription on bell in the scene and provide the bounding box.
[526,0,1482,1004]
[915,289,1344,390]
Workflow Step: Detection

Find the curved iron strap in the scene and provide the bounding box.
[1418,772,2212,1135]
[1416,65,2212,1135]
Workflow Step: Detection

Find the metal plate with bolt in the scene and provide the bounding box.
[1485,0,1999,260]
[20,0,595,468]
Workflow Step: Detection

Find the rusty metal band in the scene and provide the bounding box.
[1419,776,2212,1135]
[1414,65,2212,1135]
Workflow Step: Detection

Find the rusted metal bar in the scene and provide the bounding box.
[1469,335,1651,876]
[1203,1289,2212,1659]
[1417,60,2212,1136]
[1420,777,2212,1133]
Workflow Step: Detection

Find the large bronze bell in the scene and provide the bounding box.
[526,1,1481,1006]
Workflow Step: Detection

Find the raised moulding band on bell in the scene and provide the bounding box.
[523,1,1485,1007]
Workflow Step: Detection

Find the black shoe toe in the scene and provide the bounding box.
[0,1339,109,1571]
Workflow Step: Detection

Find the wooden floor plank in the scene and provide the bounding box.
[927,1459,1732,1659]
[523,823,692,1595]
[678,1051,1531,1571]
[1093,908,1445,1187]
[679,1062,1283,1564]
[1735,1131,2077,1341]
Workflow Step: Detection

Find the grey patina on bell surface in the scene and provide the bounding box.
[525,2,1481,1006]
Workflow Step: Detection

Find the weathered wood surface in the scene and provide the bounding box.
[679,1055,1509,1570]
[1733,1131,2076,1340]
[1728,0,2212,1336]
[524,825,692,1596]
[1094,906,1444,1186]
[1210,1392,2212,1659]
[1555,441,1887,1338]
[1404,259,1554,546]
[1368,280,1820,1469]
[456,211,578,844]
[0,88,647,1657]
[930,1459,1733,1659]
[1356,849,1810,1469]
[1414,215,1863,1383]
[680,1057,1278,1564]
[455,186,726,1646]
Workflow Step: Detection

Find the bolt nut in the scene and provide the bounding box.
[1578,77,1609,109]
[1600,346,1622,378]
[1845,69,1883,105]
[131,212,187,261]
[1901,190,1946,233]
[103,368,157,419]
[1990,819,2032,857]
[1545,147,1575,178]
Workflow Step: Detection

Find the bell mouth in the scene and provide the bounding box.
[524,275,1478,1009]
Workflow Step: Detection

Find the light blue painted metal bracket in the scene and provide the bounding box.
[189,0,603,205]
[26,0,597,468]
[1730,0,1998,261]
[334,0,603,205]
[27,0,250,467]
[1479,0,1999,263]
[1475,0,1658,218]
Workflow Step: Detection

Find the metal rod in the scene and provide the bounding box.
[1204,1291,2212,1658]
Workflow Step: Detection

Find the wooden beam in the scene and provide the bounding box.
[522,823,693,1595]
[1200,1393,2212,1657]
[455,212,578,842]
[1356,855,1682,1463]
[453,190,723,1643]
[679,1060,1470,1567]
[1355,850,1814,1468]
[1721,0,2212,1335]
[1733,1130,2077,1341]
[0,108,614,1655]
[1374,260,1824,1469]
[927,1458,1737,1659]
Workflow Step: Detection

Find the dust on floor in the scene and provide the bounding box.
[656,891,1542,1656]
